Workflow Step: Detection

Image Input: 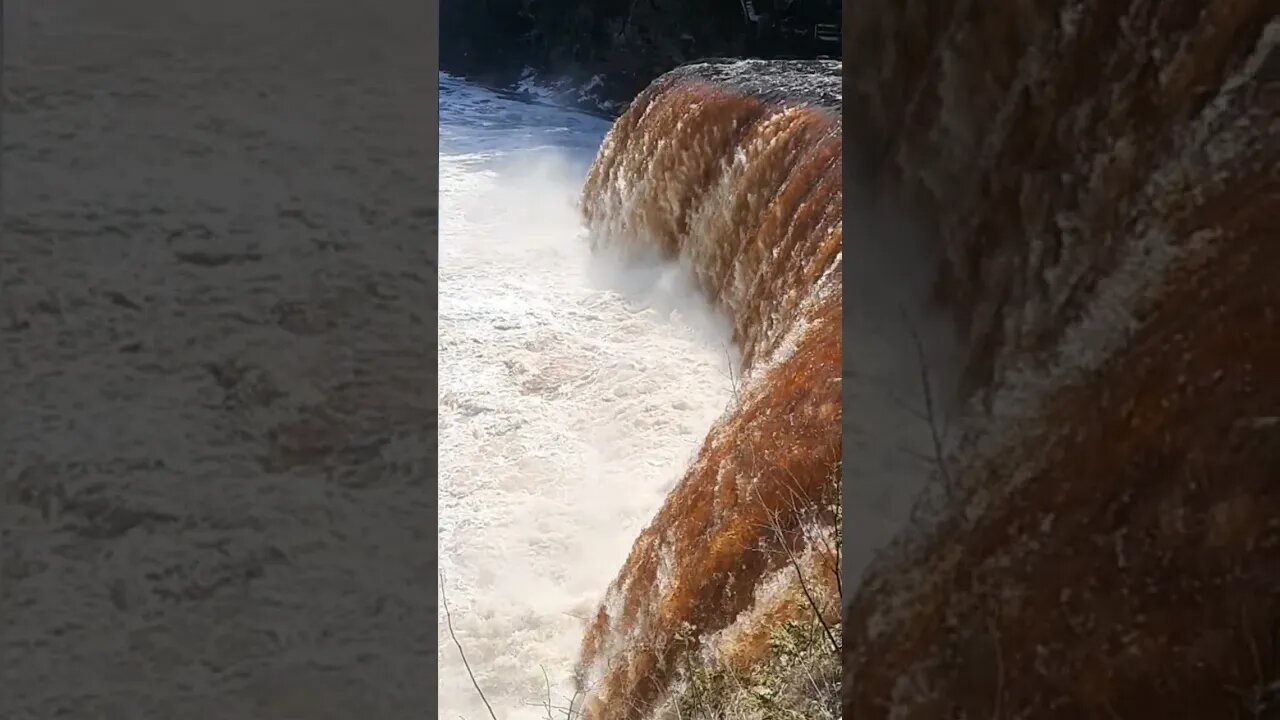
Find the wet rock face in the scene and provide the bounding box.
[842,1,1278,719]
[660,58,843,111]
[441,0,841,109]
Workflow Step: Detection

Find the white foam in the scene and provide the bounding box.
[438,75,735,720]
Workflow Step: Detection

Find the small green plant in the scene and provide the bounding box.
[665,615,840,720]
[675,663,737,719]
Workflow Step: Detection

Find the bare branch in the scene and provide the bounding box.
[896,308,956,508]
[756,488,840,654]
[723,342,742,407]
[988,612,1004,720]
[440,571,500,720]
[541,665,555,720]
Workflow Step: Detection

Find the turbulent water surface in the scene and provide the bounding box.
[437,75,735,719]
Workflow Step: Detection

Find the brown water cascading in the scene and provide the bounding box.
[582,62,843,371]
[575,59,844,719]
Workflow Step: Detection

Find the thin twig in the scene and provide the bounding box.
[988,613,1004,720]
[1245,606,1265,688]
[901,309,955,501]
[565,686,584,720]
[541,665,555,720]
[723,342,742,406]
[775,466,842,602]
[756,489,840,654]
[440,571,499,720]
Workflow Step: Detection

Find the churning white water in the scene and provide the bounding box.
[437,75,736,719]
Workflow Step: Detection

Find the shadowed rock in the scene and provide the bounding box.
[841,2,1280,718]
[441,0,841,110]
